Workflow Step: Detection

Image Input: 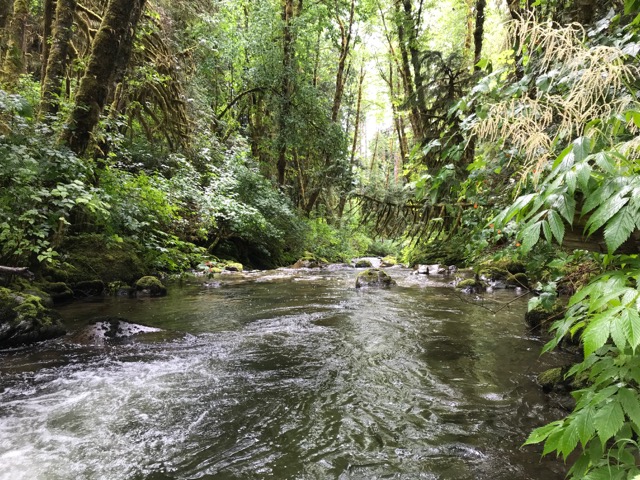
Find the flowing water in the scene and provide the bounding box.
[0,266,571,479]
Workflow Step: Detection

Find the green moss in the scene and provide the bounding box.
[506,272,529,289]
[355,259,373,268]
[456,279,487,291]
[223,262,244,272]
[0,287,65,346]
[525,302,564,329]
[537,367,564,387]
[57,234,147,284]
[381,256,397,266]
[355,268,396,288]
[135,276,167,297]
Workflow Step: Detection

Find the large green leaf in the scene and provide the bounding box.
[573,136,591,163]
[520,221,541,253]
[622,308,640,351]
[583,314,612,356]
[593,400,625,444]
[604,208,635,253]
[586,192,630,236]
[547,210,565,244]
[573,406,596,447]
[618,388,640,430]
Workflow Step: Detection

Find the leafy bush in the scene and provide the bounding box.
[205,143,307,267]
[0,91,108,267]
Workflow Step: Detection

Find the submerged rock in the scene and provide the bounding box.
[0,287,66,347]
[355,268,396,288]
[69,316,162,345]
[135,276,167,297]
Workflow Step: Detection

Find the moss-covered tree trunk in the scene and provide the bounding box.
[277,0,296,187]
[473,0,486,70]
[40,0,55,83]
[1,0,29,87]
[39,0,76,119]
[62,0,146,155]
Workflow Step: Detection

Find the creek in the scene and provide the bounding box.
[0,266,571,479]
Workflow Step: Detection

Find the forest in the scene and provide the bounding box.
[1,0,640,478]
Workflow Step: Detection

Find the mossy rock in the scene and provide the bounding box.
[355,268,396,288]
[53,234,147,285]
[223,262,244,272]
[134,276,167,297]
[73,280,105,296]
[525,302,564,329]
[0,287,66,347]
[456,278,487,293]
[537,366,587,394]
[354,259,373,268]
[506,273,529,289]
[40,281,74,304]
[107,281,135,297]
[478,260,527,281]
[381,256,397,267]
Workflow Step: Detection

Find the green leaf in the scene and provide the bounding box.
[604,208,635,253]
[559,420,579,458]
[554,194,576,224]
[622,308,640,351]
[575,162,592,191]
[618,388,640,430]
[593,152,617,174]
[542,219,552,242]
[573,136,591,163]
[547,210,565,244]
[593,400,625,444]
[587,193,630,236]
[524,420,563,445]
[583,315,612,356]
[520,221,542,253]
[573,406,596,447]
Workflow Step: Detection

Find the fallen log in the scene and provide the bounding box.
[0,266,35,280]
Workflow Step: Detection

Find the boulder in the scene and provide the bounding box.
[41,281,74,303]
[134,276,167,297]
[69,316,162,345]
[0,287,66,347]
[354,259,374,268]
[223,262,244,272]
[73,280,105,296]
[506,273,529,289]
[525,302,564,329]
[455,278,487,294]
[355,269,396,288]
[381,256,397,267]
[417,264,430,275]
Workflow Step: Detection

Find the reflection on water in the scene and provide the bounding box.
[0,267,570,479]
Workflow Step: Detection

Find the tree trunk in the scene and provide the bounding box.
[338,62,365,219]
[473,0,486,69]
[394,0,422,140]
[2,0,29,87]
[304,0,355,214]
[576,0,596,25]
[40,0,55,83]
[39,0,76,119]
[62,0,146,156]
[402,0,429,142]
[277,0,295,187]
